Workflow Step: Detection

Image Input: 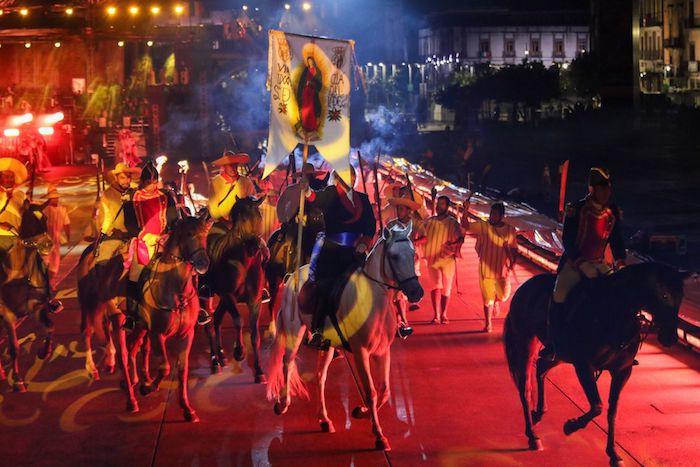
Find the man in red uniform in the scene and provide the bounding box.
[540,167,626,360]
[123,161,178,329]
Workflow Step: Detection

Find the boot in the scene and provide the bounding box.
[261,288,271,304]
[122,280,139,331]
[538,301,563,361]
[306,296,330,351]
[397,324,414,339]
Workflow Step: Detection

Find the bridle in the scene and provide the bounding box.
[361,236,418,292]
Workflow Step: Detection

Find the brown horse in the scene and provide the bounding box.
[267,222,423,451]
[77,236,147,412]
[205,196,267,383]
[504,262,688,466]
[0,204,55,392]
[130,213,211,422]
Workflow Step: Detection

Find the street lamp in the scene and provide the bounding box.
[107,6,116,16]
[147,40,154,47]
[151,6,160,15]
[174,4,184,15]
[242,5,248,11]
[25,42,31,49]
[117,41,124,47]
[54,42,61,48]
[66,7,74,16]
[20,8,28,16]
[129,6,139,16]
[302,2,312,11]
[284,4,291,10]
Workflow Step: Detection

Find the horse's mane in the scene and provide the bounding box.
[162,216,202,253]
[19,204,48,239]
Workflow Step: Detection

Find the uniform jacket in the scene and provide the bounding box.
[0,187,26,236]
[207,173,255,220]
[308,185,376,239]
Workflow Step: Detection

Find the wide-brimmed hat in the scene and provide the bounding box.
[589,167,611,187]
[382,181,404,198]
[0,157,28,184]
[212,151,250,167]
[388,196,422,211]
[291,162,326,179]
[44,186,60,199]
[111,162,141,177]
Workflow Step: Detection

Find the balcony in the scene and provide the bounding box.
[641,14,663,28]
[664,37,683,48]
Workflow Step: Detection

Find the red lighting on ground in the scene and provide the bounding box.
[3,129,20,137]
[44,112,65,125]
[38,127,55,136]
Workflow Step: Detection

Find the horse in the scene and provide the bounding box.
[0,203,56,392]
[205,196,268,383]
[129,213,211,422]
[267,222,424,451]
[77,234,147,412]
[503,262,688,466]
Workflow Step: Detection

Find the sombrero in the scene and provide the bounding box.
[44,186,60,199]
[388,196,422,211]
[382,182,404,198]
[111,162,141,177]
[212,151,250,166]
[0,157,28,184]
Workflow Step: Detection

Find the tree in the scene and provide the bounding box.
[566,52,601,98]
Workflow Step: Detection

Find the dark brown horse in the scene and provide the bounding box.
[0,203,55,392]
[77,235,147,412]
[206,196,268,383]
[130,213,211,422]
[504,262,688,466]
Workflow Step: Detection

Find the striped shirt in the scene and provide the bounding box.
[260,199,280,243]
[423,214,463,267]
[465,218,517,279]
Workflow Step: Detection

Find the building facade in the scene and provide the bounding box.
[418,9,590,68]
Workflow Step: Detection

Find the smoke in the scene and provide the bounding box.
[355,105,410,160]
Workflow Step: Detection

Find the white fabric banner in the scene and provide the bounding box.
[265,30,353,184]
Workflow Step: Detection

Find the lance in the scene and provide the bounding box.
[293,141,309,293]
[373,150,383,232]
[357,150,368,194]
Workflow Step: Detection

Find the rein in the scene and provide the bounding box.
[360,237,417,291]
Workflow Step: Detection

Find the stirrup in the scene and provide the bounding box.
[397,325,413,339]
[261,288,271,304]
[197,310,212,326]
[306,332,330,351]
[538,345,556,361]
[122,316,136,331]
[47,299,64,314]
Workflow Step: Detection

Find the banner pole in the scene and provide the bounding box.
[294,142,309,293]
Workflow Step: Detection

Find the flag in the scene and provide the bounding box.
[265,30,354,184]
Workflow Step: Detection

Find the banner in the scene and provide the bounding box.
[265,30,353,184]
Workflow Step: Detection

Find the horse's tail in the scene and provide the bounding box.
[503,312,534,387]
[266,273,308,402]
[77,248,106,342]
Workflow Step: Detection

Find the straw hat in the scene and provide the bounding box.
[0,157,29,184]
[388,196,422,211]
[212,151,250,166]
[111,162,141,177]
[44,186,60,199]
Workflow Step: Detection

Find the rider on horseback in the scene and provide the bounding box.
[122,161,179,330]
[96,163,139,242]
[301,166,376,351]
[539,167,626,360]
[207,151,255,221]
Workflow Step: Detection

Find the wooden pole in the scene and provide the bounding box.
[294,142,309,292]
[558,160,570,222]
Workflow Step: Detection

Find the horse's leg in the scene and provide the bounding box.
[127,328,147,387]
[375,350,391,412]
[178,329,199,422]
[83,311,99,380]
[532,357,560,424]
[36,307,54,361]
[111,314,138,412]
[141,333,169,395]
[352,348,390,451]
[274,326,306,415]
[248,299,265,384]
[141,332,153,385]
[564,363,603,435]
[102,312,116,375]
[212,301,228,369]
[4,315,26,392]
[606,366,632,466]
[317,349,336,432]
[229,298,246,362]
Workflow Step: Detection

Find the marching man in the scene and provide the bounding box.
[461,200,517,332]
[43,186,71,290]
[207,151,256,221]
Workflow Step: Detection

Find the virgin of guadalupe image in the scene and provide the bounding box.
[296,56,323,139]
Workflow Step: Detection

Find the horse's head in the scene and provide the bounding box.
[167,211,212,274]
[641,263,691,347]
[20,201,52,256]
[382,221,424,303]
[230,196,264,238]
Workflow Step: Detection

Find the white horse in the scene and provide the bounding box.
[267,222,424,451]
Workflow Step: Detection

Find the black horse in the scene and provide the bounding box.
[504,262,689,466]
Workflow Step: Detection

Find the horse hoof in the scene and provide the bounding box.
[320,420,335,433]
[273,402,287,416]
[254,372,267,384]
[89,369,100,381]
[233,346,245,362]
[37,345,53,361]
[13,380,27,393]
[140,383,153,396]
[375,437,391,452]
[531,410,544,425]
[352,406,370,419]
[127,399,140,413]
[184,410,200,423]
[529,438,543,451]
[563,419,578,436]
[104,365,116,375]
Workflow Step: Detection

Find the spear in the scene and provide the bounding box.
[357,150,368,194]
[373,150,383,232]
